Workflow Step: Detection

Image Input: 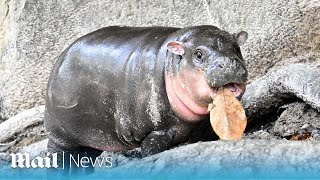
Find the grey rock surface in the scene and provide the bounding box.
[273,102,320,139]
[2,139,320,178]
[20,139,48,159]
[0,105,46,152]
[0,105,45,143]
[0,152,9,161]
[242,63,320,122]
[244,102,320,140]
[0,152,9,167]
[94,140,320,178]
[0,0,319,120]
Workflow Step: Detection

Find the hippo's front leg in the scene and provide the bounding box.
[141,130,175,156]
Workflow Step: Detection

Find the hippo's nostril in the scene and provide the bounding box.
[217,64,223,69]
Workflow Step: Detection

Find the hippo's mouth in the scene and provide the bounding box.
[165,74,246,121]
[211,83,246,99]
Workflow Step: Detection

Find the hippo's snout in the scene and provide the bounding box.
[205,57,248,88]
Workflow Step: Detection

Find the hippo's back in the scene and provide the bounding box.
[47,26,180,107]
[57,26,179,81]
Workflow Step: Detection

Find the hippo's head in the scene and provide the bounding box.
[165,26,248,121]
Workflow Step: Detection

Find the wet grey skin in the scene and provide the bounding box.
[44,25,248,175]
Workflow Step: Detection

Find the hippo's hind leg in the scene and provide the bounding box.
[47,139,102,177]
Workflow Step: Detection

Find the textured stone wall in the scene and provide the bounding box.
[0,0,319,120]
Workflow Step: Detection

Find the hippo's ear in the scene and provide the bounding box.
[167,41,185,55]
[235,31,248,46]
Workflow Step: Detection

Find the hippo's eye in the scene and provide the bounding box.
[195,50,203,59]
[194,49,204,64]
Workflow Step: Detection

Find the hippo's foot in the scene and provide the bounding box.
[47,139,102,178]
[242,63,320,137]
[140,130,174,157]
[118,130,174,158]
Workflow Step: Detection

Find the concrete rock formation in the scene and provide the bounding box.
[0,105,46,152]
[95,140,320,178]
[0,0,319,120]
[242,63,320,121]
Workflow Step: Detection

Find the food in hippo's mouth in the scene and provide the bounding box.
[212,83,245,98]
[209,83,246,100]
[208,88,247,140]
